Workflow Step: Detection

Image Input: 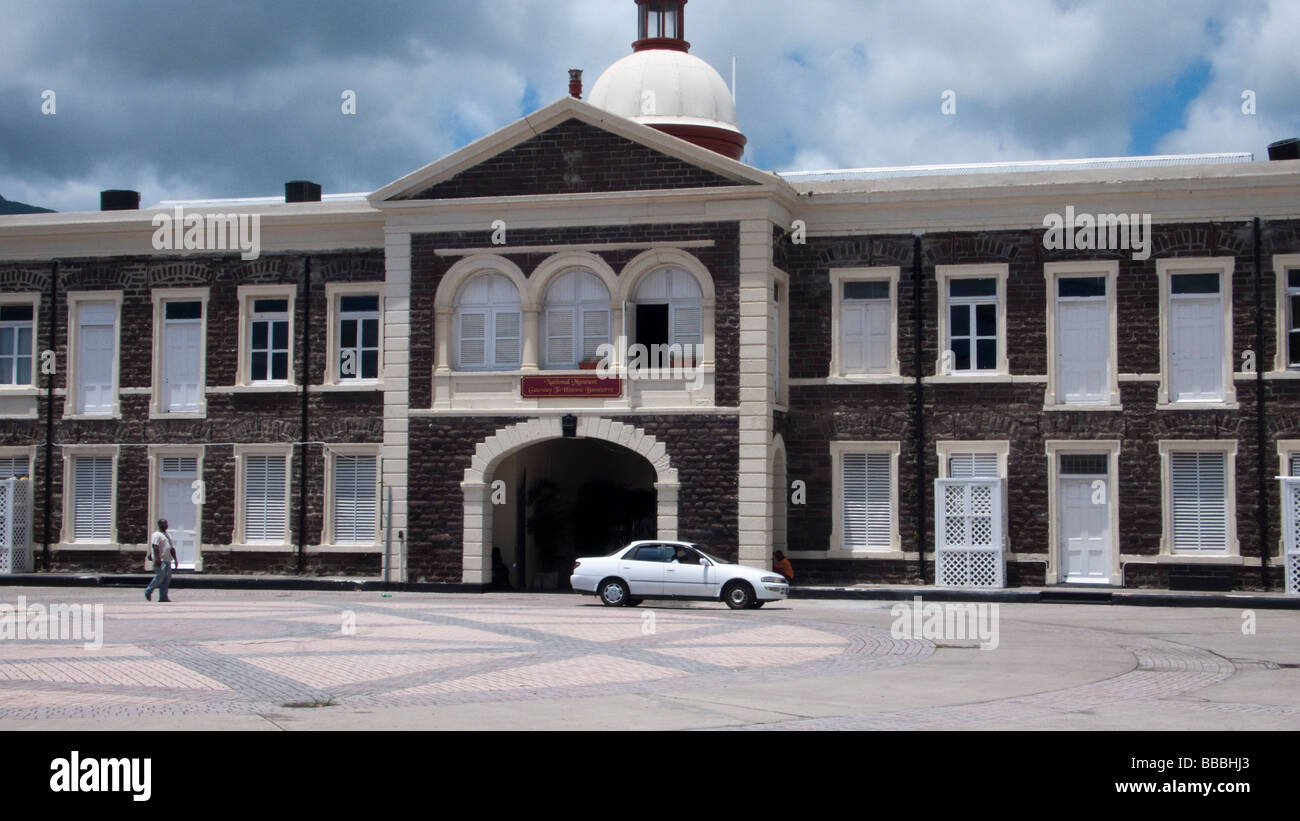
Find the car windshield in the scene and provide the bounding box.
[690,546,727,565]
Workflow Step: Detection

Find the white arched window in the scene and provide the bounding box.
[543,270,611,369]
[632,267,702,352]
[456,273,521,370]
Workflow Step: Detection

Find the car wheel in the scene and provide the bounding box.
[599,579,630,607]
[723,581,754,610]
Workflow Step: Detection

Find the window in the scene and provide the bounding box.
[0,451,30,479]
[329,452,378,545]
[327,288,382,383]
[1157,257,1234,407]
[937,440,1009,479]
[1159,441,1237,556]
[542,270,610,369]
[1273,255,1300,372]
[631,267,702,357]
[68,453,114,543]
[456,273,521,370]
[152,289,208,415]
[237,285,296,386]
[1045,262,1119,408]
[828,268,900,378]
[66,293,121,416]
[830,442,900,553]
[237,449,290,545]
[935,265,1008,376]
[0,299,36,387]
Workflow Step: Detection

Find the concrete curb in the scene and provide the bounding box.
[0,574,1295,608]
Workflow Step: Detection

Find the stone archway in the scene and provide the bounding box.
[460,417,678,584]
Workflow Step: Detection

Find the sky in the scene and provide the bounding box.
[1,0,1297,213]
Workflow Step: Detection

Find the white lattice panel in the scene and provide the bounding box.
[0,479,33,574]
[1279,478,1300,596]
[934,478,1006,588]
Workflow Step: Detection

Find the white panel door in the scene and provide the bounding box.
[77,307,116,414]
[163,321,202,413]
[160,475,199,569]
[1170,297,1223,401]
[1060,476,1110,582]
[1057,300,1108,403]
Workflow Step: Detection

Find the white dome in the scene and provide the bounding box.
[588,49,741,134]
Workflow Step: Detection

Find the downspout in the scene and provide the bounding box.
[42,260,58,571]
[913,235,926,582]
[1254,217,1269,590]
[298,256,310,574]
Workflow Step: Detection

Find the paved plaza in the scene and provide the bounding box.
[0,586,1297,730]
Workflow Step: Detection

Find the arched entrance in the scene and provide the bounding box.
[461,418,678,585]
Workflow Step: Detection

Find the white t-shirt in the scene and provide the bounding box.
[150,531,175,566]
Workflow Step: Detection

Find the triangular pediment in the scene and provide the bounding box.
[370,97,785,203]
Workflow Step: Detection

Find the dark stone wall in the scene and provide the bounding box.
[406,119,747,200]
[410,221,741,408]
[406,414,739,582]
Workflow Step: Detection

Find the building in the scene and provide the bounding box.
[2,0,1299,592]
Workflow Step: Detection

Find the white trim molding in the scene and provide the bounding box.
[1157,439,1239,558]
[321,443,382,550]
[59,444,120,548]
[936,440,1010,479]
[63,290,123,419]
[149,287,209,418]
[1271,253,1300,373]
[815,440,902,558]
[828,266,901,379]
[145,445,206,571]
[324,282,385,386]
[934,263,1009,377]
[232,443,295,551]
[236,284,297,388]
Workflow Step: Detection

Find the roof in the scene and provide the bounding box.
[778,152,1255,183]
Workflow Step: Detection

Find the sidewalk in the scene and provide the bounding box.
[0,572,1295,608]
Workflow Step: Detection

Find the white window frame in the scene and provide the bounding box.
[60,445,119,547]
[828,441,901,556]
[935,264,1009,378]
[323,445,381,548]
[1272,254,1300,373]
[0,446,34,480]
[1044,439,1122,585]
[1157,440,1239,558]
[150,287,208,417]
[629,266,704,360]
[1044,261,1120,409]
[65,291,122,418]
[233,444,294,549]
[1156,257,1236,408]
[236,284,297,388]
[936,440,1009,479]
[325,283,383,385]
[0,291,40,391]
[1275,438,1300,559]
[454,272,523,372]
[541,269,612,370]
[829,267,900,380]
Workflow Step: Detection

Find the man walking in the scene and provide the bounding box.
[145,519,177,602]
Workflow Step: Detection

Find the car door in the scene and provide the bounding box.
[662,546,712,598]
[618,544,667,595]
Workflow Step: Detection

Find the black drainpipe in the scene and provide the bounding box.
[298,256,310,574]
[912,235,927,582]
[42,260,58,571]
[1254,217,1269,590]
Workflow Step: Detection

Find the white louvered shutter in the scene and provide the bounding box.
[842,303,866,373]
[458,312,487,368]
[670,303,702,348]
[948,452,1000,478]
[842,452,891,550]
[1289,454,1300,477]
[494,310,522,367]
[244,455,287,543]
[582,308,610,360]
[77,303,116,415]
[333,455,377,545]
[1170,451,1227,553]
[545,307,575,367]
[72,456,112,541]
[0,456,29,479]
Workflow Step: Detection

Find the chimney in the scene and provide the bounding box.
[100,189,139,211]
[1268,138,1299,161]
[284,180,322,203]
[569,69,583,99]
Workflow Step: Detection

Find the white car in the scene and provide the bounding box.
[570,540,789,609]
